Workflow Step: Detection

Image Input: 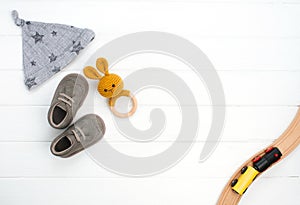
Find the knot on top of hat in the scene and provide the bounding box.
[12,10,25,27]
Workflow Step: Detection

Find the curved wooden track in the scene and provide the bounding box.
[217,108,300,205]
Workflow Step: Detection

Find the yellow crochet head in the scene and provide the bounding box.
[83,57,124,98]
[98,74,123,98]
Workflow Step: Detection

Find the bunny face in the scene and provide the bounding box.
[98,74,124,98]
[83,57,125,99]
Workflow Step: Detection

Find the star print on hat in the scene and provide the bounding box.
[12,10,95,90]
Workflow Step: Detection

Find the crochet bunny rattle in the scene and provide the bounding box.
[83,57,137,118]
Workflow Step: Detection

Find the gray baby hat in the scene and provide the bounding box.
[12,10,95,90]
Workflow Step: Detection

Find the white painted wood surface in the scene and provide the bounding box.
[0,0,299,205]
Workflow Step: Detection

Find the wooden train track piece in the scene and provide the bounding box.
[217,108,300,205]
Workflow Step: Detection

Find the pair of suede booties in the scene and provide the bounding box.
[48,73,106,158]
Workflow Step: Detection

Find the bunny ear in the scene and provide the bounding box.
[83,66,102,80]
[96,58,109,75]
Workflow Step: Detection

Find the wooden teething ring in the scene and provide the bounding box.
[109,90,137,118]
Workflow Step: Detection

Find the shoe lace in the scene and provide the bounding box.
[58,93,75,107]
[71,127,86,142]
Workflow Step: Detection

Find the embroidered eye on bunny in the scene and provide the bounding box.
[83,58,137,118]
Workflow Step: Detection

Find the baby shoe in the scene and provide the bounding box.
[48,73,88,129]
[50,114,106,158]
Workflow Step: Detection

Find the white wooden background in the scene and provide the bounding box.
[0,0,300,204]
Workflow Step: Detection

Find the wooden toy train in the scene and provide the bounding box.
[230,147,282,195]
[217,109,300,205]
